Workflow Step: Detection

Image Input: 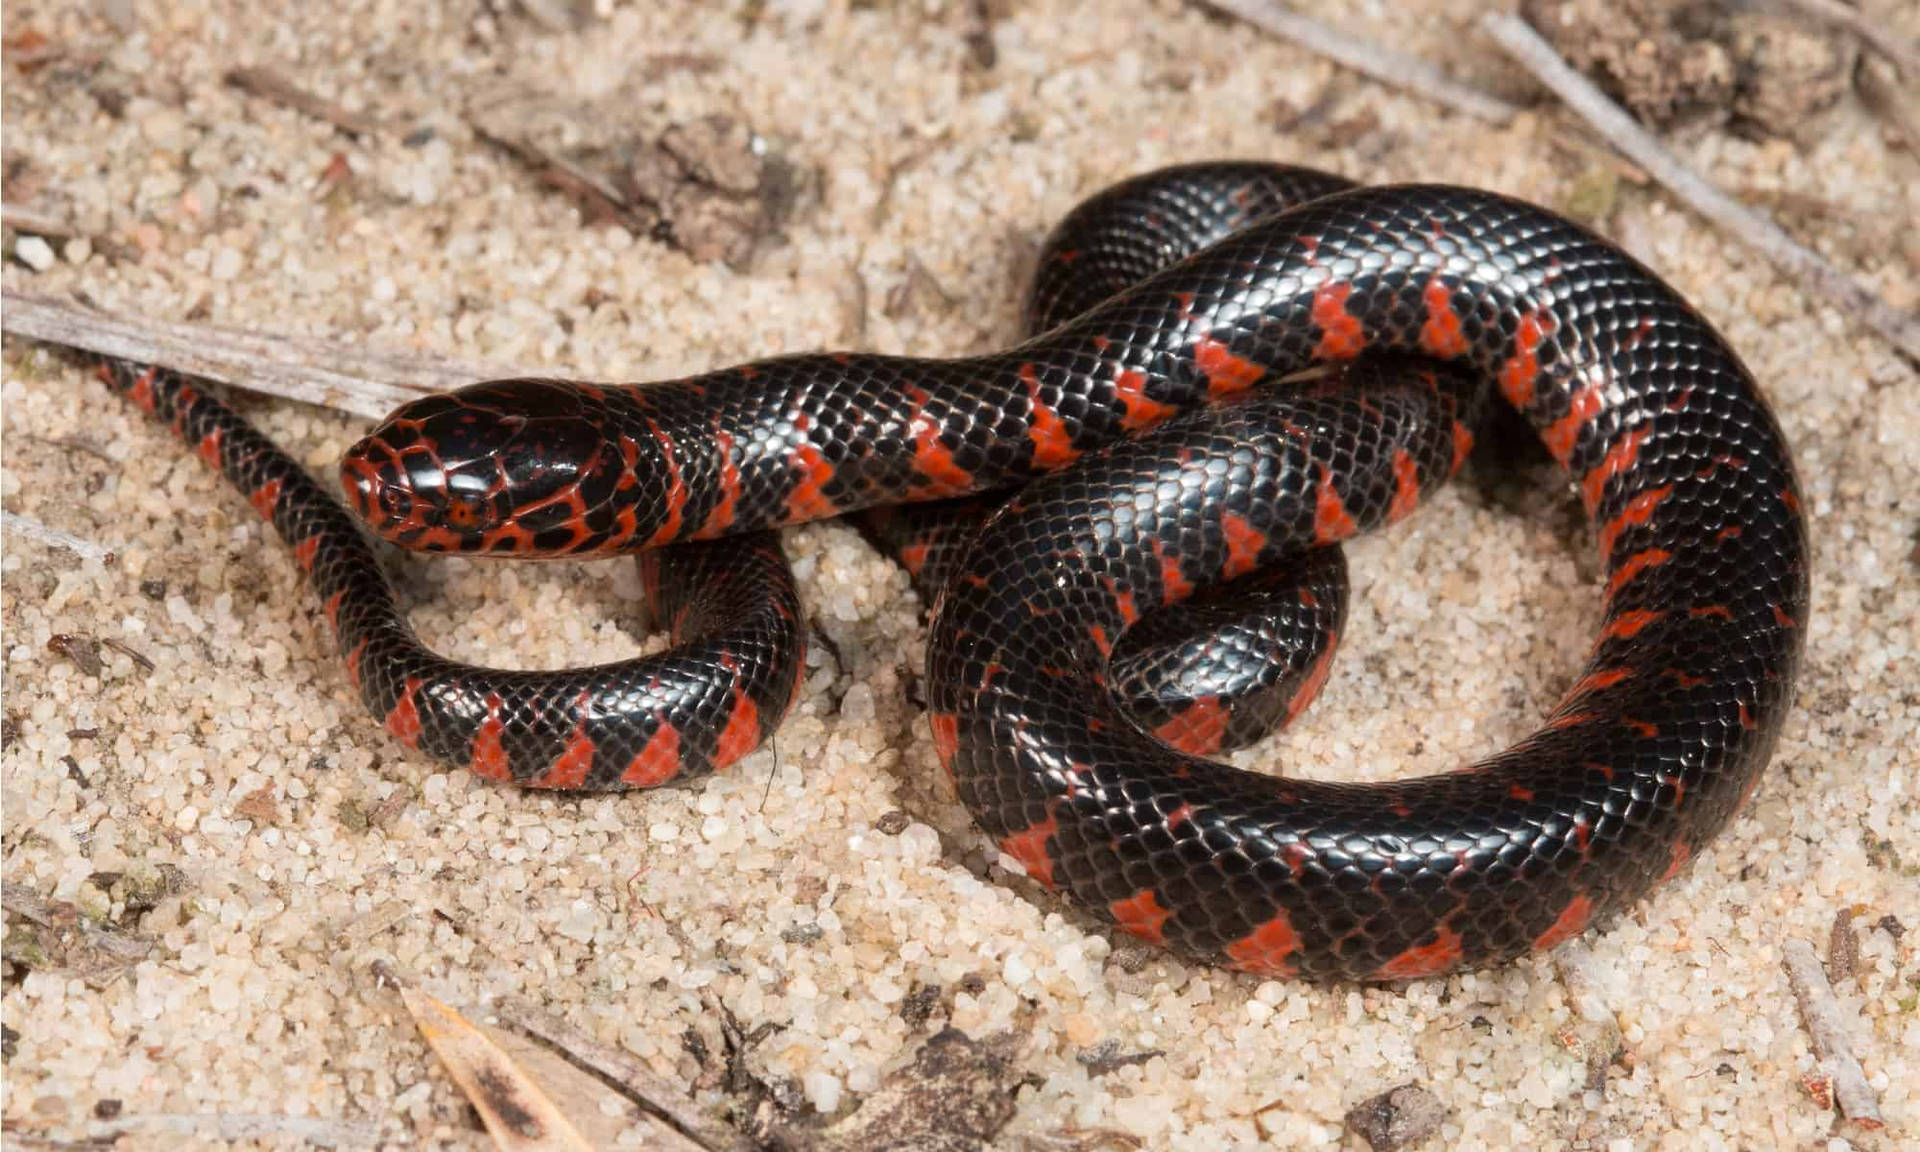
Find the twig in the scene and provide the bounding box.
[2,202,80,238]
[1,881,54,925]
[469,120,651,232]
[1483,11,1920,365]
[0,1125,116,1150]
[0,511,116,565]
[1781,938,1885,1130]
[1774,0,1920,77]
[2,290,533,420]
[101,638,154,674]
[223,67,381,137]
[492,998,753,1152]
[1197,0,1519,124]
[515,0,585,35]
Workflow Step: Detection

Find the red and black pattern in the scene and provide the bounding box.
[318,164,1807,978]
[857,491,1355,757]
[90,359,804,790]
[921,173,1807,980]
[847,166,1435,758]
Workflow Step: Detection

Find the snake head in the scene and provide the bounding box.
[342,379,628,555]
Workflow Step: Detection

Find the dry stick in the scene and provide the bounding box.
[492,998,755,1152]
[1781,939,1885,1130]
[1775,0,1920,77]
[468,118,645,225]
[224,66,381,136]
[0,510,116,565]
[2,202,82,239]
[1483,12,1920,365]
[1,290,533,420]
[515,0,583,35]
[1197,0,1519,124]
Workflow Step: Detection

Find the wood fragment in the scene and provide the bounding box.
[1197,0,1520,124]
[2,290,533,420]
[492,998,752,1152]
[25,431,115,463]
[2,202,79,238]
[1826,907,1861,981]
[773,1028,1026,1151]
[223,67,380,137]
[1781,938,1885,1130]
[1343,1082,1448,1152]
[845,263,870,344]
[1482,11,1920,364]
[0,510,116,565]
[1015,1128,1144,1151]
[1,881,54,925]
[337,901,413,946]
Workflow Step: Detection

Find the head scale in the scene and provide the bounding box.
[341,379,625,555]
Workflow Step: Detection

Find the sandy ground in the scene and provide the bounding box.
[3,1,1916,1148]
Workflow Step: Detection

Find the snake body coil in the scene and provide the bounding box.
[100,164,1807,980]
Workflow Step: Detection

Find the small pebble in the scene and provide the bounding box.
[14,235,55,271]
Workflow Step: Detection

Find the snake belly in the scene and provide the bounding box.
[330,165,1808,980]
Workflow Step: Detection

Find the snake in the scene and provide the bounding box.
[96,163,1807,981]
[87,357,807,788]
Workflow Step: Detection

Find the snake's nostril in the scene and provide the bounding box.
[444,493,487,528]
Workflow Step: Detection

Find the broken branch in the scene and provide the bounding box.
[224,67,381,137]
[1781,938,1885,1130]
[1198,0,1520,123]
[2,290,533,420]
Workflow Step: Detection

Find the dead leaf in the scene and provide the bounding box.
[399,985,595,1152]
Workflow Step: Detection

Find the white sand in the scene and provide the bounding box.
[3,2,1915,1148]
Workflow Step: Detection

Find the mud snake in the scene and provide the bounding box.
[88,163,1807,981]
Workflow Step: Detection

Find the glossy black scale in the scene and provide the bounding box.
[856,164,1433,756]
